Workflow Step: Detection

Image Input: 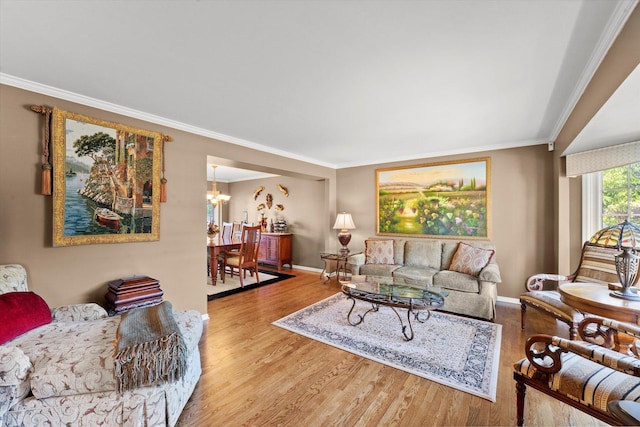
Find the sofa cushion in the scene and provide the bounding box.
[359,263,402,277]
[365,239,395,264]
[442,241,497,270]
[403,240,441,269]
[25,316,120,399]
[0,291,52,344]
[449,242,494,277]
[392,239,407,265]
[0,345,33,409]
[575,244,621,285]
[0,264,29,294]
[0,346,31,387]
[433,270,480,293]
[392,266,438,286]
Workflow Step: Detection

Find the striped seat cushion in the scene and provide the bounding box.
[575,245,621,285]
[514,351,640,412]
[520,291,584,323]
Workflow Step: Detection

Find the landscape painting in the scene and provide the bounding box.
[376,158,490,238]
[52,109,162,246]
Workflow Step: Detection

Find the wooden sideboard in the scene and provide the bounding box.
[258,233,292,271]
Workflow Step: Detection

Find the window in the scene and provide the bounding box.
[583,162,640,240]
[602,162,640,226]
[207,203,217,228]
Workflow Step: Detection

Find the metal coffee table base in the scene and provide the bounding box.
[344,294,433,341]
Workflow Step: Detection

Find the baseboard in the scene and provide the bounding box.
[292,264,321,273]
[497,296,520,305]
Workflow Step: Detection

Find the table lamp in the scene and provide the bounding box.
[589,219,640,300]
[333,212,356,256]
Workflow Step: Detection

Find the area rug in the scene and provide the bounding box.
[207,269,295,300]
[273,293,501,402]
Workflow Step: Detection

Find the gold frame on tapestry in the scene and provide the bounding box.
[52,108,162,246]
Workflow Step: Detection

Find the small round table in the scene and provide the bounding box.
[559,282,640,353]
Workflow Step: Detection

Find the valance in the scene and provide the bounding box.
[566,140,639,177]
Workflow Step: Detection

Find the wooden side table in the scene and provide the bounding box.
[559,282,640,353]
[320,252,361,282]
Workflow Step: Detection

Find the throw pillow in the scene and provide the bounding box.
[365,239,395,265]
[0,291,52,344]
[449,242,494,277]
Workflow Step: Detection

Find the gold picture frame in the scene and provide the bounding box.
[52,109,162,246]
[376,157,490,239]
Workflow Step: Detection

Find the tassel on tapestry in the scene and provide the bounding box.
[30,105,53,195]
[160,135,171,203]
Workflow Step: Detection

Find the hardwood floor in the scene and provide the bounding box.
[177,269,607,426]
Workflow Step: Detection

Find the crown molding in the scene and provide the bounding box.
[0,73,338,169]
[335,139,550,169]
[0,73,562,171]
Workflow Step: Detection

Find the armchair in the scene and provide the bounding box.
[520,242,622,339]
[514,317,640,426]
[0,264,203,427]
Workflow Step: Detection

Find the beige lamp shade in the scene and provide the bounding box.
[333,213,356,230]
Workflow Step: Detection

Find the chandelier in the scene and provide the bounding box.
[207,165,231,206]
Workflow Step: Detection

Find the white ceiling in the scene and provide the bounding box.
[563,63,640,156]
[1,0,638,182]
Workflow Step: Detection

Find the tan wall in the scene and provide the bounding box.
[0,84,335,314]
[227,176,327,269]
[337,145,555,300]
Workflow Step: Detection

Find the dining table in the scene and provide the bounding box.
[207,235,241,286]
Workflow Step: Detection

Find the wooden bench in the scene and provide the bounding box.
[520,242,625,339]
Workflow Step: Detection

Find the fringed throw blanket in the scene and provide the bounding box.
[114,301,187,393]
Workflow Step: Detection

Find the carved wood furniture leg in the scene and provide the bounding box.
[569,323,579,341]
[516,379,526,426]
[210,248,218,286]
[614,331,637,356]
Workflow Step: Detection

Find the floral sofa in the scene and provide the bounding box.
[347,238,501,320]
[0,264,203,427]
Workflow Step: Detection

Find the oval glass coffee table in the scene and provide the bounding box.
[340,275,448,341]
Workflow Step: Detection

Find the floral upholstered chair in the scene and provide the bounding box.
[514,316,640,426]
[0,263,203,427]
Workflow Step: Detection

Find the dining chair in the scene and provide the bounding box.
[221,222,233,240]
[232,221,242,240]
[224,225,262,287]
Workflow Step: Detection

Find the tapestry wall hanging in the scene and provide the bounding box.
[376,158,490,239]
[50,108,166,246]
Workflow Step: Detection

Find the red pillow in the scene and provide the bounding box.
[0,292,52,344]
